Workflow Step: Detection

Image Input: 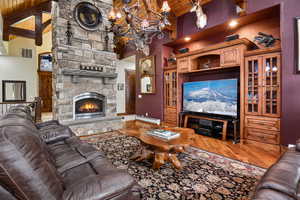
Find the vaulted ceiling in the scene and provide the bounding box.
[113,0,212,17]
[0,0,52,45]
[0,0,50,17]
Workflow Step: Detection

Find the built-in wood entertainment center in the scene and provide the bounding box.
[163,38,281,151]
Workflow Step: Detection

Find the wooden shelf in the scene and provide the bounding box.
[62,69,117,84]
[175,38,257,59]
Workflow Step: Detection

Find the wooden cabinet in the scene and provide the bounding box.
[164,69,177,125]
[244,50,281,149]
[177,58,190,73]
[177,45,243,74]
[220,46,241,67]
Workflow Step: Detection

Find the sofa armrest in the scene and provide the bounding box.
[296,139,300,151]
[0,186,17,200]
[36,120,60,129]
[63,171,141,200]
[40,126,74,144]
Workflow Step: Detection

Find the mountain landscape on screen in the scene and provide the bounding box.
[183,79,238,116]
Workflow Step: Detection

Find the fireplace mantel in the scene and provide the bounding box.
[62,69,118,84]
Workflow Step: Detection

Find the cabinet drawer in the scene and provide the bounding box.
[164,111,177,122]
[245,116,280,131]
[165,107,176,114]
[245,128,280,145]
[177,58,190,73]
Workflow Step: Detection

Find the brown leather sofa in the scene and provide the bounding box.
[252,140,300,200]
[0,105,142,200]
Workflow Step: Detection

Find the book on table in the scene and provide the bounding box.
[146,129,180,140]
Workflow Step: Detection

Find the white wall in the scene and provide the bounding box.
[0,31,52,102]
[0,56,38,101]
[116,55,136,114]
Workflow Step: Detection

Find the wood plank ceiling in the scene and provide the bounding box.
[0,0,50,17]
[0,0,52,41]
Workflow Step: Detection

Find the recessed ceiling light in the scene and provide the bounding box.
[229,20,238,28]
[184,37,192,42]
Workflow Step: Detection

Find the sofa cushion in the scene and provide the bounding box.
[0,117,37,132]
[278,150,300,166]
[0,185,17,200]
[47,137,104,173]
[36,120,60,130]
[255,161,300,199]
[253,189,295,200]
[40,126,74,144]
[61,156,115,187]
[0,125,64,200]
[8,105,31,116]
[62,170,136,200]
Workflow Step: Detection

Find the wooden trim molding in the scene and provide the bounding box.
[295,17,300,74]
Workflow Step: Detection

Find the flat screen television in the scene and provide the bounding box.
[183,79,238,117]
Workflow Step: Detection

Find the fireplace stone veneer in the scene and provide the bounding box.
[52,0,123,136]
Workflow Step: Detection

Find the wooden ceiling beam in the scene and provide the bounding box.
[42,19,52,31]
[7,27,36,39]
[2,1,52,46]
[35,12,43,46]
[3,1,51,26]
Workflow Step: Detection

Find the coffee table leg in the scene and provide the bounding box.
[168,154,182,169]
[153,153,166,169]
[131,146,153,161]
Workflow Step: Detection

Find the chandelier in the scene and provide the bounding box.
[108,0,171,55]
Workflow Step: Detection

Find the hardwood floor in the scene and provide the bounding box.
[119,120,281,169]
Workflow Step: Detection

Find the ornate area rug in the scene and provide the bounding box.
[82,132,265,200]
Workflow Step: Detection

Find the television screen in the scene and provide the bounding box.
[183,79,238,117]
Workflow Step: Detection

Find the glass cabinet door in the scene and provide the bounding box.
[164,71,171,107]
[164,70,177,108]
[262,53,281,117]
[245,56,262,115]
[171,71,177,107]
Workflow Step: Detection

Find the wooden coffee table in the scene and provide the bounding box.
[130,127,195,169]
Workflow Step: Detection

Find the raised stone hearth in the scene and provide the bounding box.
[52,0,122,135]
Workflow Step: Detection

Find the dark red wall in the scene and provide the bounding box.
[128,0,300,145]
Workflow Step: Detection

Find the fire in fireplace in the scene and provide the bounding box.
[73,92,106,119]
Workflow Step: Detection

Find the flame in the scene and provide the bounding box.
[79,102,100,112]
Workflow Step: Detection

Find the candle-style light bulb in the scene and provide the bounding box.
[116,11,122,19]
[108,8,117,21]
[161,1,171,13]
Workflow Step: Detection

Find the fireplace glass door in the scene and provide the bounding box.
[74,92,105,119]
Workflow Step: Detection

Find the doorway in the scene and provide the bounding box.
[116,55,136,115]
[125,69,136,114]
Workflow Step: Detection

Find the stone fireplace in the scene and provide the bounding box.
[52,0,123,135]
[74,92,105,119]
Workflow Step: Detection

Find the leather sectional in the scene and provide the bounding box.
[0,105,142,200]
[252,140,300,200]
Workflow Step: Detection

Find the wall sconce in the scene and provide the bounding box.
[65,21,73,46]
